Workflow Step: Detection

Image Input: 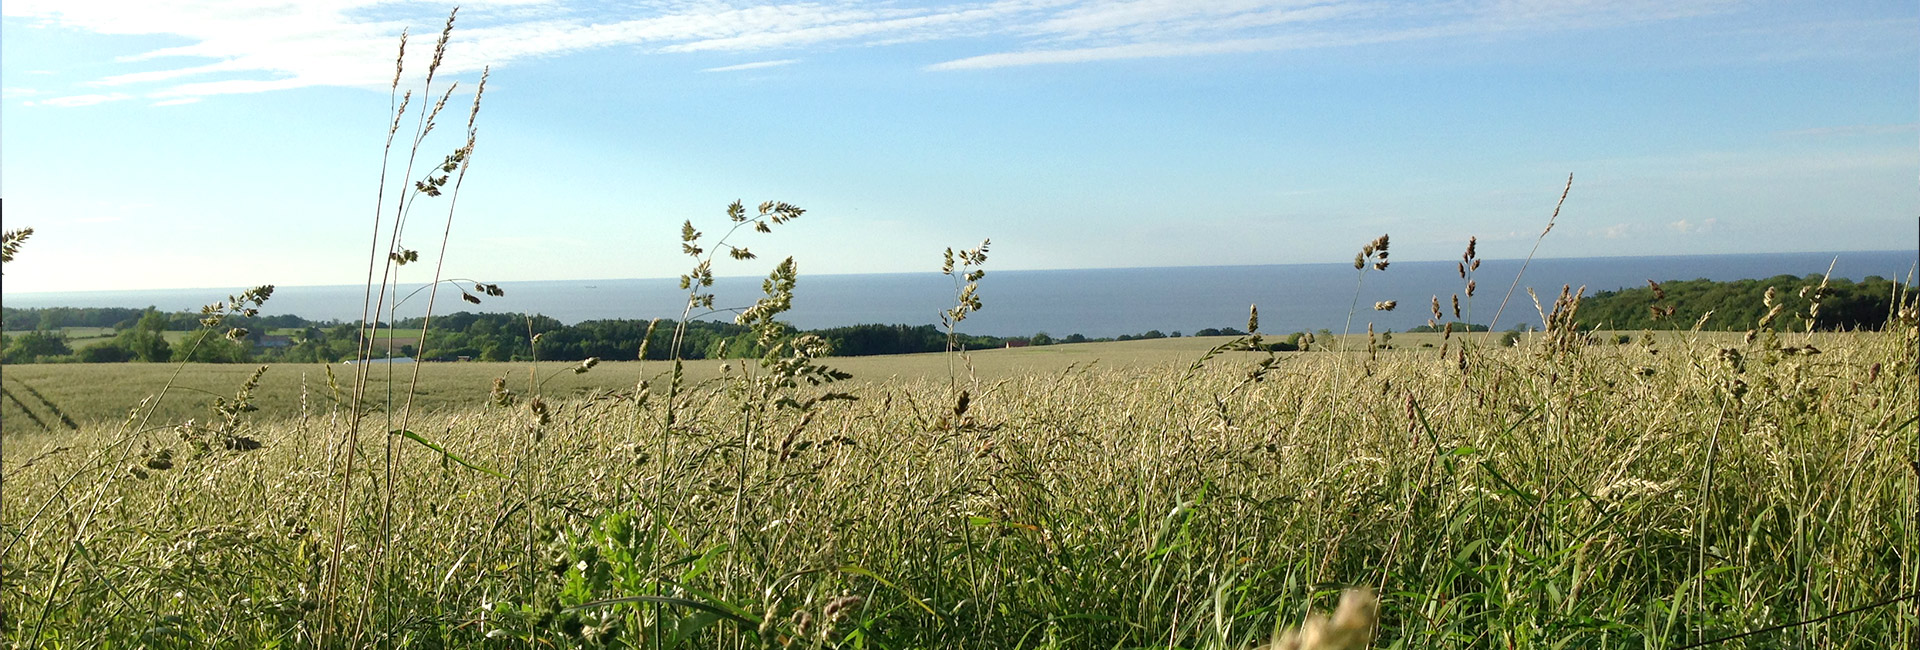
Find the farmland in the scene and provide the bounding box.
[0,331,1763,434]
[3,325,1914,648]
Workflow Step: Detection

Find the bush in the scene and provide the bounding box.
[3,330,71,363]
[77,342,135,363]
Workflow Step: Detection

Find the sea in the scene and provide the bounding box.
[4,251,1913,338]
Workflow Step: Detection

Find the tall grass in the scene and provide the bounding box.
[2,313,1913,647]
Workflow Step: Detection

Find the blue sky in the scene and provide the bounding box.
[2,0,1915,293]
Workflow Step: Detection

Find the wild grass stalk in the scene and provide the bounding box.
[940,239,990,387]
[1483,173,1572,343]
[316,9,504,645]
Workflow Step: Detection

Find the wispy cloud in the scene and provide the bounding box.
[703,58,800,72]
[0,0,1845,102]
[29,92,132,107]
[1669,218,1717,234]
[1776,123,1918,138]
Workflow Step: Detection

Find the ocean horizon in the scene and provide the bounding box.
[4,250,1912,338]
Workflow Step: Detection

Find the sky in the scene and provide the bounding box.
[1,0,1915,293]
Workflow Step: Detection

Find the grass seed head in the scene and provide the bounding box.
[1268,587,1377,650]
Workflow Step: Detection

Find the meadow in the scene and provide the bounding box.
[2,322,1915,648]
[0,331,1817,436]
[0,326,196,352]
[1,336,1259,434]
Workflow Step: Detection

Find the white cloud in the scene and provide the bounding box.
[703,58,800,72]
[151,97,203,106]
[1,0,1775,101]
[32,92,132,107]
[930,36,1295,69]
[1669,218,1717,234]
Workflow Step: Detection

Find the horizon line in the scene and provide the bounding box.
[3,248,1911,297]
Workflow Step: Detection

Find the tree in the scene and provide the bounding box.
[79,342,135,363]
[1031,332,1054,346]
[113,308,173,362]
[173,333,252,363]
[4,331,71,363]
[481,341,509,362]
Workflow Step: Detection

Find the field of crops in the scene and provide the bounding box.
[0,336,1257,434]
[3,323,1914,648]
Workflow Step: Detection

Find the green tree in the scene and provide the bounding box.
[481,341,508,362]
[78,342,136,363]
[172,334,252,363]
[112,308,173,362]
[3,330,72,363]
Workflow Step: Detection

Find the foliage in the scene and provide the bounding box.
[0,227,31,267]
[1579,274,1911,331]
[75,342,136,363]
[1404,321,1489,333]
[1193,327,1249,337]
[114,308,174,362]
[2,330,71,363]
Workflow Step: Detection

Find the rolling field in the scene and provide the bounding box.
[1,326,195,351]
[0,336,1303,434]
[0,331,1753,435]
[3,326,1913,648]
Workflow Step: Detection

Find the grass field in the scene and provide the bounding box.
[0,336,1267,433]
[0,332,1758,435]
[3,324,1914,648]
[1,326,196,351]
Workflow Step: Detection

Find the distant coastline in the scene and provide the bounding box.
[5,250,1912,338]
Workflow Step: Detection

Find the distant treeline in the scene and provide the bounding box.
[1577,274,1911,331]
[7,272,1906,364]
[1,307,1222,364]
[1,306,322,332]
[1405,322,1491,333]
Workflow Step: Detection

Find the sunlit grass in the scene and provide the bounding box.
[4,326,1913,648]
